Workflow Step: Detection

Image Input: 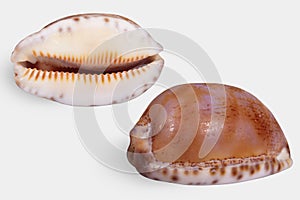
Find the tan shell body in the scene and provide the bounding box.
[11,13,163,106]
[127,83,292,185]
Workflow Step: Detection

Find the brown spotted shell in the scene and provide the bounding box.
[127,83,292,185]
[11,13,163,106]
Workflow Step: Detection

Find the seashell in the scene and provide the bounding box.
[11,13,163,106]
[127,83,292,185]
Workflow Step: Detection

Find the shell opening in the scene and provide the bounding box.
[18,54,161,75]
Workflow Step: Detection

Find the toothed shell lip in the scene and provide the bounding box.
[12,13,164,106]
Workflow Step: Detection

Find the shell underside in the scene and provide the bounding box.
[12,13,163,106]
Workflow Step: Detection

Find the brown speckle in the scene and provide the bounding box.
[265,162,270,171]
[250,166,255,175]
[59,94,64,99]
[210,168,217,176]
[83,15,90,19]
[40,36,44,40]
[239,165,245,171]
[67,27,72,32]
[73,17,80,22]
[220,168,226,176]
[162,168,168,176]
[260,157,264,162]
[112,100,117,104]
[184,170,189,176]
[237,174,243,180]
[58,27,63,32]
[14,73,18,77]
[172,169,178,175]
[192,170,199,175]
[104,17,109,23]
[277,162,282,172]
[231,167,238,176]
[212,180,218,184]
[50,97,55,101]
[255,164,260,171]
[171,175,178,182]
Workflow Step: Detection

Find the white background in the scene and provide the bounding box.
[1,0,299,199]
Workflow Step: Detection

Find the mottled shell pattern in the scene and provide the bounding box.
[127,83,292,185]
[11,13,163,106]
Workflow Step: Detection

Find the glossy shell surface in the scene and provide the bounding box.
[11,13,163,106]
[127,83,292,185]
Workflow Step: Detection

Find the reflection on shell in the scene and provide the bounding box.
[11,13,163,106]
[127,83,292,185]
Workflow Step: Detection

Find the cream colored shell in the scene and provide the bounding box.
[11,13,163,106]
